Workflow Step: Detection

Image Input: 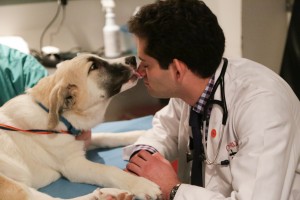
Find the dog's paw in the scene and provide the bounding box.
[92,188,135,200]
[128,177,162,200]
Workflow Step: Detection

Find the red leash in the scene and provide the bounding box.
[0,123,70,135]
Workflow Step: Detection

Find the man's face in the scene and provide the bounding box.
[136,38,176,99]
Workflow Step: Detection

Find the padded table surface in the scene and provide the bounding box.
[39,115,153,198]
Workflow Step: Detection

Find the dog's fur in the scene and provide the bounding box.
[0,54,160,200]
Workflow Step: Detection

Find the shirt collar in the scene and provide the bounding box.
[192,75,215,113]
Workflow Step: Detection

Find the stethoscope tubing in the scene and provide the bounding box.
[201,58,229,165]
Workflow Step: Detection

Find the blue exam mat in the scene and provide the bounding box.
[39,115,153,198]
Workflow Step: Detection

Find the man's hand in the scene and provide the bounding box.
[76,130,92,149]
[126,150,180,200]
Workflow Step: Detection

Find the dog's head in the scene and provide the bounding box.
[29,54,139,129]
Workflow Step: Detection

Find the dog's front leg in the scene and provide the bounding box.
[89,130,146,150]
[61,157,161,200]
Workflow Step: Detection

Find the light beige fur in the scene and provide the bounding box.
[0,54,160,200]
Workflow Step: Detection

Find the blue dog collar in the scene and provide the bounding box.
[36,101,82,136]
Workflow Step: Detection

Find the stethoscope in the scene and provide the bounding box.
[191,58,229,166]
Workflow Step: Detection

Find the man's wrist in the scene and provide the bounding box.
[169,183,181,200]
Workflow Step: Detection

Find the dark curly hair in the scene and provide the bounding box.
[128,0,225,78]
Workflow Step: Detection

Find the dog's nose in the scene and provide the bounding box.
[125,56,137,68]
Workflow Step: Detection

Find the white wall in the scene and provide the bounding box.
[204,0,243,58]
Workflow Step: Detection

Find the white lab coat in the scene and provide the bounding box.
[123,58,300,200]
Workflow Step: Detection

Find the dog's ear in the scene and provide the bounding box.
[48,84,78,129]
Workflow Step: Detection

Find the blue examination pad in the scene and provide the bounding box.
[39,115,153,198]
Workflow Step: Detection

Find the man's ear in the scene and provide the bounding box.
[171,58,188,82]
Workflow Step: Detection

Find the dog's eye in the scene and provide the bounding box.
[90,63,98,70]
[89,63,100,73]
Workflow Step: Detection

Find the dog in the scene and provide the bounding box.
[0,54,161,200]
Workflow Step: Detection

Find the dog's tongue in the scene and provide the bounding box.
[134,71,143,79]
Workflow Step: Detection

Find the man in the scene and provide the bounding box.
[123,0,300,199]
